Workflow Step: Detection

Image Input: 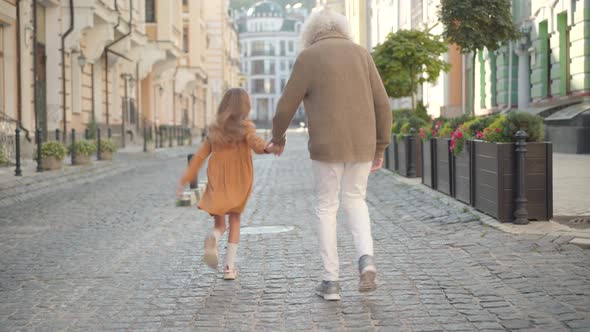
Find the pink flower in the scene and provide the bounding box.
[476,131,484,139]
[435,121,442,129]
[495,128,501,133]
[456,131,464,139]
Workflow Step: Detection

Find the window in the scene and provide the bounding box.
[251,41,265,56]
[280,41,286,56]
[146,0,156,22]
[265,60,275,75]
[280,60,286,72]
[251,60,265,75]
[183,27,189,52]
[253,79,265,93]
[280,78,286,91]
[288,41,294,53]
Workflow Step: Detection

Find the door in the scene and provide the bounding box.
[35,42,47,141]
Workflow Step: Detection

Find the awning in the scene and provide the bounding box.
[545,102,590,121]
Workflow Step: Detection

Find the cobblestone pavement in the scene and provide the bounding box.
[552,153,590,217]
[0,132,589,331]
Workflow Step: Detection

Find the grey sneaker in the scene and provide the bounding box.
[203,231,219,269]
[315,281,341,301]
[358,255,377,292]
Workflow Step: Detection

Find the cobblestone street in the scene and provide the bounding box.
[0,132,589,331]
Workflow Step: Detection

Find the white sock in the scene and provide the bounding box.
[224,243,238,270]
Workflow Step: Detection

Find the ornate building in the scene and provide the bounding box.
[236,0,307,126]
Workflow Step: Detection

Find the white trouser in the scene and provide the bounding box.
[311,160,374,281]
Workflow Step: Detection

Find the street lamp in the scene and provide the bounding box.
[77,53,87,67]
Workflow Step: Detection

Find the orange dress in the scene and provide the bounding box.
[180,128,267,216]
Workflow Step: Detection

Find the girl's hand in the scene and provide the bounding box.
[176,183,185,199]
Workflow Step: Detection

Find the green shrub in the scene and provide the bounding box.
[449,114,474,131]
[392,108,412,121]
[482,115,511,142]
[70,140,97,156]
[506,111,544,142]
[99,139,117,153]
[40,141,67,160]
[0,146,8,165]
[415,102,431,122]
[438,122,453,138]
[463,114,499,136]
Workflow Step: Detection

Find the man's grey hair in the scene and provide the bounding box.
[300,7,352,49]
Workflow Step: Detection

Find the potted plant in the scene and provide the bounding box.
[0,146,9,166]
[471,112,552,222]
[396,116,427,178]
[71,140,97,165]
[99,139,117,160]
[38,141,67,170]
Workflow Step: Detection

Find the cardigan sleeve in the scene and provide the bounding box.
[272,53,309,146]
[180,141,211,186]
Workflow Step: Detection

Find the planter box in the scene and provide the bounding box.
[41,156,63,171]
[453,140,472,205]
[435,138,453,196]
[74,154,92,165]
[421,138,437,188]
[386,134,396,171]
[397,135,422,178]
[101,151,113,161]
[472,141,553,223]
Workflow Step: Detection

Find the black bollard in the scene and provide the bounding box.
[143,122,148,153]
[55,128,60,141]
[97,128,102,161]
[108,127,112,139]
[85,128,89,140]
[159,127,163,148]
[169,127,172,148]
[35,128,42,172]
[71,129,77,165]
[513,131,529,224]
[187,154,197,189]
[15,128,22,176]
[407,128,416,177]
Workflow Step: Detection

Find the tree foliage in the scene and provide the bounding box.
[372,29,451,101]
[438,0,520,54]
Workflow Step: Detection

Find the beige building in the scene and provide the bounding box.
[0,0,239,161]
[203,0,242,127]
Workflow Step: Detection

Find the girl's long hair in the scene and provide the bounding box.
[207,88,253,145]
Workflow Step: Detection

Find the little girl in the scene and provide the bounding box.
[177,88,268,280]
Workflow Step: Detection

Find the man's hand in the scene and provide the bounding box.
[265,142,284,156]
[371,158,383,172]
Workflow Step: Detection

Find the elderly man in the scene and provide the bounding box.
[267,8,392,301]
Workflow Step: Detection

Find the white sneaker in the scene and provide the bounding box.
[224,267,237,280]
[203,232,218,269]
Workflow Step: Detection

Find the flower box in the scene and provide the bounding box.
[453,140,472,205]
[472,140,553,222]
[421,138,436,188]
[74,154,92,165]
[434,138,453,196]
[41,156,63,171]
[386,134,397,171]
[397,134,422,178]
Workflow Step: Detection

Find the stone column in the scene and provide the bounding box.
[516,47,531,109]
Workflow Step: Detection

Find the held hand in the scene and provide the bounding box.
[265,142,284,156]
[371,158,383,172]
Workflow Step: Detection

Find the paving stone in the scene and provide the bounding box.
[0,133,588,331]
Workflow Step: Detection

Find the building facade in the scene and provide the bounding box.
[236,0,306,126]
[0,0,240,162]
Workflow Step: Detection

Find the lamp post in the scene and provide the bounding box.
[121,73,135,148]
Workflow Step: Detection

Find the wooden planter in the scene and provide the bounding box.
[435,138,453,196]
[101,151,113,161]
[41,156,63,171]
[472,141,553,223]
[397,135,422,178]
[421,138,436,188]
[386,134,396,171]
[453,140,472,205]
[74,154,92,165]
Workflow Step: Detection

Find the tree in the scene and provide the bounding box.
[372,29,451,112]
[438,0,520,115]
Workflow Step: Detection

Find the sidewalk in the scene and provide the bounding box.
[0,143,200,208]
